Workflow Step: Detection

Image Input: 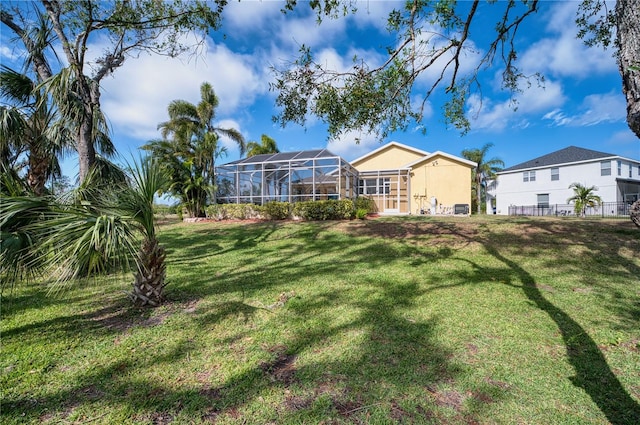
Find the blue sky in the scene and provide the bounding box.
[2,0,638,179]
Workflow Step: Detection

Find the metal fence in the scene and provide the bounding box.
[508,202,634,218]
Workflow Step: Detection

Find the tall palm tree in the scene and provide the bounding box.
[246,134,279,157]
[147,82,243,216]
[461,143,504,214]
[0,157,170,306]
[567,183,602,217]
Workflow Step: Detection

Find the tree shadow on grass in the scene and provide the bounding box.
[350,217,640,423]
[487,244,639,424]
[4,218,637,423]
[446,219,640,424]
[2,220,499,424]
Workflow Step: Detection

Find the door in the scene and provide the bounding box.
[383,178,399,213]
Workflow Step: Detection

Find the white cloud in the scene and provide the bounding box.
[0,44,20,63]
[519,2,617,78]
[215,118,246,157]
[468,79,566,131]
[325,130,381,160]
[221,0,283,31]
[542,92,626,127]
[99,40,263,141]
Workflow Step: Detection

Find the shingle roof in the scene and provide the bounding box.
[500,146,617,172]
[222,149,339,165]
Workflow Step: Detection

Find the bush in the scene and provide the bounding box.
[292,199,355,221]
[153,204,173,217]
[263,202,291,220]
[206,204,264,220]
[356,208,368,220]
[355,197,376,213]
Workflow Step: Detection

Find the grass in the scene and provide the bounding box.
[2,216,639,424]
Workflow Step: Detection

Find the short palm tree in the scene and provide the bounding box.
[567,182,602,217]
[246,134,279,157]
[461,143,504,214]
[0,157,169,305]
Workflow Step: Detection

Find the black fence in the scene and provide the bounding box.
[508,202,635,218]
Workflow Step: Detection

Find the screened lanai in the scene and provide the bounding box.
[215,149,359,205]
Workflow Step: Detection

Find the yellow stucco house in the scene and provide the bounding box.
[351,142,476,215]
[216,141,475,215]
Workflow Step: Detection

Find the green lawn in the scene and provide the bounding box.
[2,216,639,424]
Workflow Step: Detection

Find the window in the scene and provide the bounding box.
[629,164,633,178]
[601,161,611,176]
[537,194,549,208]
[617,160,622,176]
[523,170,536,182]
[365,179,377,195]
[551,167,559,181]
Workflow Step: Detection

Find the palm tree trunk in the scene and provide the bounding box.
[630,200,640,228]
[130,238,166,306]
[27,152,50,196]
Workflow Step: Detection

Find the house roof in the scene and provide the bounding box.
[350,141,430,166]
[500,146,617,172]
[222,149,340,165]
[404,151,477,168]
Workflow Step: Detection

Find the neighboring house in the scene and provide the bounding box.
[489,146,640,215]
[216,141,476,215]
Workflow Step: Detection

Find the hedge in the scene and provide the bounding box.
[204,198,376,221]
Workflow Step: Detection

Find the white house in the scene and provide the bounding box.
[489,146,640,215]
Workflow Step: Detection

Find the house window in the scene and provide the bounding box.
[629,164,633,178]
[617,160,622,176]
[551,167,559,181]
[365,179,377,195]
[537,194,549,208]
[601,161,611,176]
[523,170,536,182]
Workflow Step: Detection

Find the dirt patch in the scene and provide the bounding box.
[139,312,170,328]
[484,377,511,390]
[149,412,174,424]
[283,394,314,411]
[536,283,555,293]
[572,287,592,294]
[390,400,415,421]
[89,305,134,331]
[259,347,297,385]
[333,398,365,417]
[73,384,105,401]
[430,389,466,411]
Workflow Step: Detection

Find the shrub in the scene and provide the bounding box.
[356,208,368,220]
[292,199,355,220]
[355,197,376,213]
[206,204,264,220]
[153,204,173,217]
[263,202,291,220]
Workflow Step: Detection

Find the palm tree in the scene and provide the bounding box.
[246,134,279,157]
[567,183,602,217]
[0,157,170,306]
[461,143,504,214]
[146,82,244,216]
[0,65,73,196]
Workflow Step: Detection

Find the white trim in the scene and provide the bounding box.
[404,151,477,168]
[350,141,430,166]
